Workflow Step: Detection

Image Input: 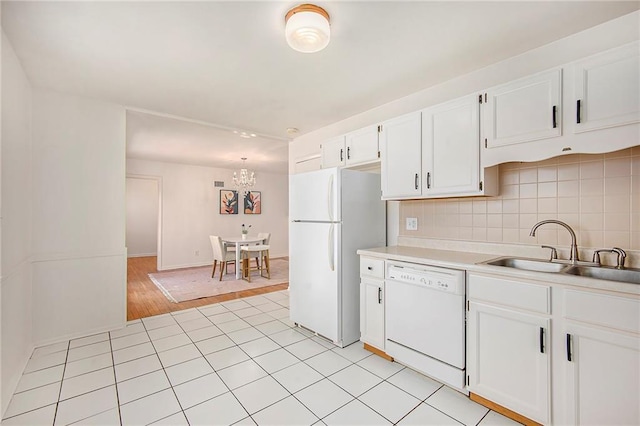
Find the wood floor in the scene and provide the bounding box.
[127,256,288,321]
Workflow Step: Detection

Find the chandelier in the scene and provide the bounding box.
[233,157,256,194]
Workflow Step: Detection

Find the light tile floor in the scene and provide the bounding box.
[3,290,520,425]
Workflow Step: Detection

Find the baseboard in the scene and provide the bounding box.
[469,393,542,426]
[127,252,157,258]
[33,320,126,349]
[363,343,394,361]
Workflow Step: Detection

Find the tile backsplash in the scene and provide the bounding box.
[399,147,640,258]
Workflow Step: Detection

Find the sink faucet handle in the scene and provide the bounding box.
[593,248,627,268]
[592,249,610,265]
[611,247,627,269]
[541,245,558,261]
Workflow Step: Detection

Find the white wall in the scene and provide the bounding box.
[126,177,159,257]
[126,158,289,270]
[1,31,34,415]
[31,89,126,344]
[289,11,640,168]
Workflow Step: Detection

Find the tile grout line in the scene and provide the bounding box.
[178,304,259,422]
[51,340,71,425]
[197,298,292,421]
[108,329,124,425]
[181,293,315,422]
[142,315,187,423]
[8,289,503,426]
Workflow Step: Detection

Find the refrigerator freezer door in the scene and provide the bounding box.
[289,168,340,222]
[289,221,340,343]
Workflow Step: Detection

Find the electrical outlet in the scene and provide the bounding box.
[406,217,418,231]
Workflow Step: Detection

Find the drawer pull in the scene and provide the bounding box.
[367,266,373,270]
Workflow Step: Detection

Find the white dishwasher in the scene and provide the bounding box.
[385,260,467,393]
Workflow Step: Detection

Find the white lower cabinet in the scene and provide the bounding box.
[467,273,551,424]
[359,256,385,351]
[468,272,640,425]
[563,322,640,426]
[562,288,640,425]
[467,301,550,424]
[360,278,385,350]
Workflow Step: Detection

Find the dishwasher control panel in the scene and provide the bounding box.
[387,262,464,295]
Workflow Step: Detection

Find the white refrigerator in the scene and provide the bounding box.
[289,167,386,347]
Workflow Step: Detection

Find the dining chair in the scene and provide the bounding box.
[241,243,271,282]
[256,232,271,270]
[209,235,236,280]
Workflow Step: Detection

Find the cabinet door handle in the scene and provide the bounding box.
[340,148,344,162]
[427,172,431,189]
[552,105,557,129]
[566,333,573,361]
[539,327,545,353]
[378,287,382,304]
[414,173,419,190]
[576,100,581,124]
[347,147,351,160]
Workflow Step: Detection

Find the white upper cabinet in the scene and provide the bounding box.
[380,111,422,200]
[345,126,379,166]
[321,126,379,169]
[321,136,346,168]
[422,94,497,197]
[482,69,562,165]
[572,41,640,133]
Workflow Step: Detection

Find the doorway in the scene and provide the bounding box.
[126,175,161,268]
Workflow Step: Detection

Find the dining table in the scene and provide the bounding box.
[222,235,265,279]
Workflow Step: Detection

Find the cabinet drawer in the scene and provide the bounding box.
[564,289,640,334]
[468,273,550,314]
[360,257,384,279]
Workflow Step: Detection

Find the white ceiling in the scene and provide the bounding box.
[126,110,289,173]
[3,1,638,172]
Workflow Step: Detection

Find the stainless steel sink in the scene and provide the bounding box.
[563,266,640,285]
[483,257,568,273]
[481,256,640,285]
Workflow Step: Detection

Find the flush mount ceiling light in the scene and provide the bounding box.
[285,4,330,53]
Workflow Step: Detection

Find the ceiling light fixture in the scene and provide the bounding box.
[233,157,256,194]
[233,130,257,139]
[285,4,330,53]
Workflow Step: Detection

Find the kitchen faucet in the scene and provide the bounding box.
[530,220,579,263]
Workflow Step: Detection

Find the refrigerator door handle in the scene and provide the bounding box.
[328,224,335,271]
[328,174,334,222]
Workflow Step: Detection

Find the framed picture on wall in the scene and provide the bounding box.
[244,191,261,214]
[220,190,238,214]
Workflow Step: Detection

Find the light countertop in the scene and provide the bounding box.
[357,246,640,296]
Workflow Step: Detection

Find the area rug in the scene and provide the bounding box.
[149,258,288,303]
